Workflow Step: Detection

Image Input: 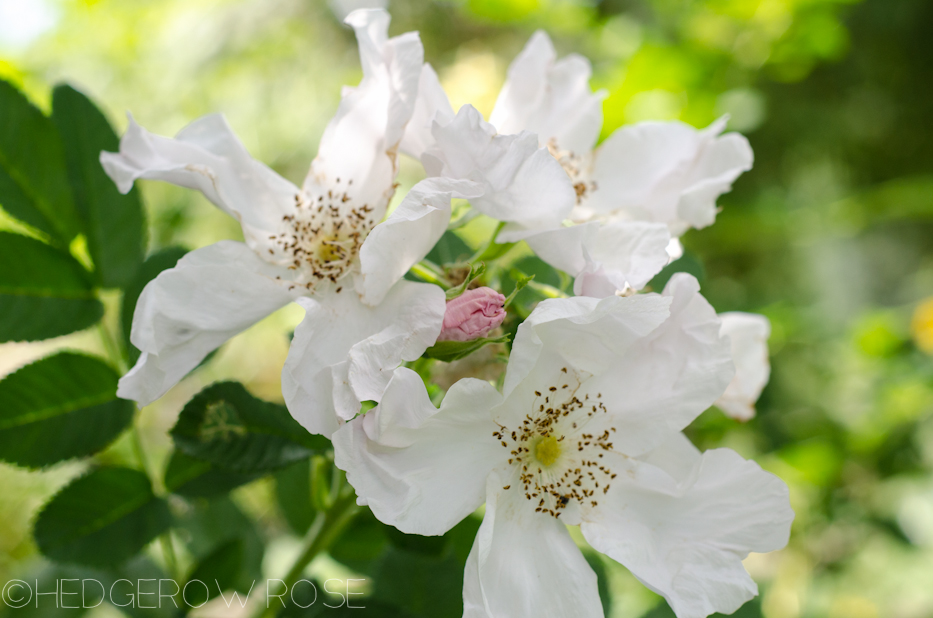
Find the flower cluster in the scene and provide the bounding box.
[106,9,792,617]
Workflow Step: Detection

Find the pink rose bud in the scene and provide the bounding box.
[438,287,506,342]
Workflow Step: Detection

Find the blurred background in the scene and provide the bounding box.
[1,0,932,616]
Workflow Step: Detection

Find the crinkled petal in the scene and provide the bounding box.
[490,30,605,154]
[525,221,669,296]
[100,114,298,246]
[586,118,752,235]
[582,447,793,618]
[715,312,771,421]
[579,273,734,455]
[463,471,604,618]
[306,9,423,210]
[501,274,733,456]
[282,280,445,437]
[502,293,672,401]
[359,177,484,305]
[118,241,299,406]
[522,222,595,278]
[333,367,502,535]
[423,105,575,235]
[399,63,455,160]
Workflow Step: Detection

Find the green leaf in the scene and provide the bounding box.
[0,352,133,468]
[328,509,389,576]
[175,497,265,584]
[163,450,259,498]
[34,467,172,567]
[0,232,104,342]
[274,459,315,535]
[122,247,187,364]
[372,548,463,618]
[583,551,613,617]
[423,334,510,362]
[643,596,762,618]
[0,80,80,245]
[52,84,146,289]
[647,249,706,292]
[426,230,472,265]
[170,382,330,474]
[184,539,244,608]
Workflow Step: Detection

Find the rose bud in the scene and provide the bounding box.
[437,287,507,342]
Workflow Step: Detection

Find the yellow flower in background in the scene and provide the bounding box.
[911,297,933,353]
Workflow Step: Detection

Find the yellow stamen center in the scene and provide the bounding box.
[535,435,562,467]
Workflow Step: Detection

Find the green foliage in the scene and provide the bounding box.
[163,450,259,498]
[184,539,245,607]
[275,459,315,535]
[0,352,135,468]
[0,352,133,468]
[170,381,330,474]
[33,467,172,567]
[52,85,146,289]
[0,232,103,342]
[371,548,463,617]
[423,334,511,362]
[0,80,80,245]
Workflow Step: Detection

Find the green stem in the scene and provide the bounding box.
[97,321,127,374]
[409,260,451,289]
[256,488,360,618]
[468,221,506,263]
[160,533,179,581]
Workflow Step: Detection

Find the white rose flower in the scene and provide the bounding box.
[333,273,793,618]
[102,9,483,437]
[401,31,753,295]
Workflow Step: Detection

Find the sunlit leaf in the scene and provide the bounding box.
[0,80,80,245]
[52,84,146,289]
[0,232,103,342]
[0,352,133,468]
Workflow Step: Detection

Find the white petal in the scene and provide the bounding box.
[522,222,595,278]
[424,105,575,235]
[281,280,445,437]
[715,312,771,421]
[100,114,298,246]
[636,431,701,480]
[526,221,670,297]
[580,273,734,455]
[587,118,752,235]
[359,177,483,305]
[399,63,455,160]
[117,241,299,407]
[585,221,671,291]
[308,9,423,210]
[489,31,605,154]
[502,274,733,457]
[463,471,604,618]
[582,448,793,618]
[333,368,502,535]
[502,293,672,401]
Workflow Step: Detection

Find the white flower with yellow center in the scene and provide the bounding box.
[401,31,753,295]
[333,273,793,618]
[102,9,486,436]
